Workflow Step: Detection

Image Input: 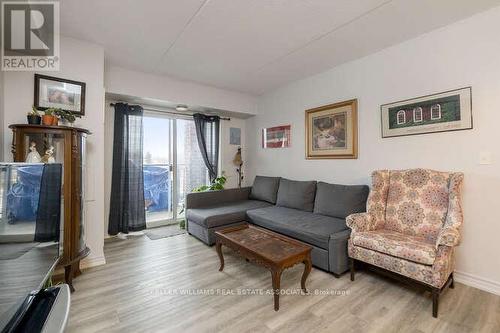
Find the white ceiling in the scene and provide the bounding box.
[61,0,500,95]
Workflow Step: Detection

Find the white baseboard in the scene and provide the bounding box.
[80,255,106,269]
[454,271,500,296]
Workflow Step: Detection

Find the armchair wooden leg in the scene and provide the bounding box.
[450,273,454,289]
[349,258,355,281]
[432,288,439,318]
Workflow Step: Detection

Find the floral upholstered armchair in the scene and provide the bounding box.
[346,169,463,318]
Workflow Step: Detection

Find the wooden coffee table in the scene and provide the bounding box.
[215,224,312,311]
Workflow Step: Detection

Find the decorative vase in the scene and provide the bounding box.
[42,115,54,125]
[27,115,42,125]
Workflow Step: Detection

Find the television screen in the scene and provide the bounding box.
[0,163,62,330]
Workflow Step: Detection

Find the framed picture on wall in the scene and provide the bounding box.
[262,125,291,148]
[34,74,86,115]
[229,127,241,145]
[381,87,472,138]
[305,99,358,159]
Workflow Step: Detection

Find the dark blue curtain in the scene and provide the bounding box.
[193,113,220,182]
[108,103,146,235]
[34,163,62,242]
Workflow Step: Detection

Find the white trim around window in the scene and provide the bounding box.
[413,107,423,122]
[396,110,406,125]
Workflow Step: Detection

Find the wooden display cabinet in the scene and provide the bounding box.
[9,124,91,291]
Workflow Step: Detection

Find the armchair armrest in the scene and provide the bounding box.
[436,227,461,247]
[346,212,380,233]
[186,187,251,209]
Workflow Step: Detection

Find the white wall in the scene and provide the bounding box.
[220,117,247,189]
[105,66,258,115]
[247,7,500,293]
[2,37,106,268]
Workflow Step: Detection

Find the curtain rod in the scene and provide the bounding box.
[109,103,231,121]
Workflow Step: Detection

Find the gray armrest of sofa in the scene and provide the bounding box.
[329,229,352,275]
[186,187,252,209]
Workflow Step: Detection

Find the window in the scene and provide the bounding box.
[431,104,441,120]
[413,107,423,122]
[397,110,406,125]
[142,115,209,227]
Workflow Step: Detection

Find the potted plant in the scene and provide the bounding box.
[41,108,61,126]
[55,109,79,127]
[192,176,227,192]
[27,106,42,125]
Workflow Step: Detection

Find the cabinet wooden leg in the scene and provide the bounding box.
[65,264,75,293]
[271,270,282,311]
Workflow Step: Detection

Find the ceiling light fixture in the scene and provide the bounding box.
[176,104,188,112]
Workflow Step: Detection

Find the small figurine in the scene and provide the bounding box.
[41,146,56,163]
[25,141,42,163]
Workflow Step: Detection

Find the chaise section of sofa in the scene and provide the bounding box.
[186,187,272,245]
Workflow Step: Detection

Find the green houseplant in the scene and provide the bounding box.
[27,106,42,125]
[55,109,79,126]
[192,176,227,192]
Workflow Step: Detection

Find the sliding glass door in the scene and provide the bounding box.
[143,113,208,227]
[176,119,210,218]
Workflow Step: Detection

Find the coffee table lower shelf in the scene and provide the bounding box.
[215,224,312,311]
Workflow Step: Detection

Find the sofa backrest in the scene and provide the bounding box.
[314,182,369,219]
[276,178,317,212]
[249,176,281,204]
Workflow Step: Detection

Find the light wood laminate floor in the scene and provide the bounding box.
[67,234,500,333]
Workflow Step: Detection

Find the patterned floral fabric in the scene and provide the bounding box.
[347,169,464,288]
[346,212,380,233]
[385,169,452,243]
[348,240,454,288]
[351,229,436,265]
[366,170,390,228]
[437,173,464,247]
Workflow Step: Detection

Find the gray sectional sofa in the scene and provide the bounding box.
[186,176,369,276]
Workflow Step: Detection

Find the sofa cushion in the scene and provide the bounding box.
[247,206,347,249]
[351,229,436,265]
[249,176,281,204]
[314,182,369,219]
[187,200,272,228]
[276,179,317,212]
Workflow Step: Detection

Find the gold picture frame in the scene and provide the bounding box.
[305,99,358,159]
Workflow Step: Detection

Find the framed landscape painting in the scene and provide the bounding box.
[262,125,291,148]
[34,74,86,115]
[305,99,358,159]
[381,87,472,138]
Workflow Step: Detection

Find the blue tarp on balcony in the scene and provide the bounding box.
[143,165,170,212]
